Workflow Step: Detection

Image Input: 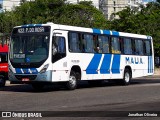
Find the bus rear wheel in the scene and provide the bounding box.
[66,71,77,90]
[0,77,6,87]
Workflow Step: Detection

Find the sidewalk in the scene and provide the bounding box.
[154,68,160,75]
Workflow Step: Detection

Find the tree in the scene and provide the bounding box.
[111,2,160,56]
[0,0,108,33]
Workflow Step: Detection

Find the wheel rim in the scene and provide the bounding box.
[125,72,130,83]
[69,75,76,87]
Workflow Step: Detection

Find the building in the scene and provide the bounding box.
[67,0,145,20]
[0,0,34,12]
[100,0,144,20]
[0,0,154,19]
[67,0,99,8]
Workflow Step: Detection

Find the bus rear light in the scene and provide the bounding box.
[40,64,49,74]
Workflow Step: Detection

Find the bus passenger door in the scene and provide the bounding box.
[51,31,68,81]
[52,32,66,63]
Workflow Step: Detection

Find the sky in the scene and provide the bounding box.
[143,0,156,2]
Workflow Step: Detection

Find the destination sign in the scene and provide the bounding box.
[12,26,50,34]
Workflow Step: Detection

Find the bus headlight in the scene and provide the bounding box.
[40,64,49,74]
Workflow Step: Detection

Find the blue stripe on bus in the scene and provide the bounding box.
[112,31,119,36]
[22,68,30,74]
[148,56,150,73]
[15,68,22,74]
[148,56,153,73]
[111,55,121,74]
[92,29,101,34]
[21,24,34,27]
[147,36,151,39]
[150,56,153,73]
[21,24,42,27]
[103,30,110,35]
[35,24,42,26]
[100,54,112,74]
[30,68,38,74]
[86,54,102,74]
[15,68,38,74]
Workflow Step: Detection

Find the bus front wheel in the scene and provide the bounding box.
[66,71,77,90]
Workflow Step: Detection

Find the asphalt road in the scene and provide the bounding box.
[0,76,160,120]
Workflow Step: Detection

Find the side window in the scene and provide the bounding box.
[53,36,66,54]
[135,39,144,55]
[68,32,80,52]
[98,35,109,53]
[83,34,94,53]
[52,36,66,63]
[58,37,65,53]
[111,37,121,54]
[123,38,132,54]
[144,40,152,56]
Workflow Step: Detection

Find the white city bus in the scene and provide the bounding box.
[9,23,154,90]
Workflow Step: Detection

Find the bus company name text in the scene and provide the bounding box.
[126,57,143,64]
[2,112,42,118]
[18,27,45,33]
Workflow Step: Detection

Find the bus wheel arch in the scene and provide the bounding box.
[66,66,81,90]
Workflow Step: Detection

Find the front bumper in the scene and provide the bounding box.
[9,70,52,83]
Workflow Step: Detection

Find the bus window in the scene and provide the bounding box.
[52,36,66,63]
[98,35,109,53]
[0,54,8,63]
[135,39,144,55]
[123,38,132,54]
[93,35,98,53]
[144,40,152,56]
[111,37,121,54]
[53,36,66,54]
[83,34,94,53]
[13,37,25,53]
[58,37,65,53]
[69,32,80,52]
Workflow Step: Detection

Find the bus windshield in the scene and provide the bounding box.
[0,53,8,63]
[10,34,49,67]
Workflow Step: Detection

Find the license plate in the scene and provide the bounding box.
[22,78,30,81]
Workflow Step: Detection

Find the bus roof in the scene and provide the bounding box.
[14,22,152,40]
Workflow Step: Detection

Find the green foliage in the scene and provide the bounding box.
[111,2,160,56]
[0,0,108,33]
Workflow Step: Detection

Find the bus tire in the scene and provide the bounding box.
[122,68,131,85]
[0,77,6,87]
[66,71,77,90]
[32,83,45,91]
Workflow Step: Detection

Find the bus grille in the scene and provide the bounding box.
[15,75,37,80]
